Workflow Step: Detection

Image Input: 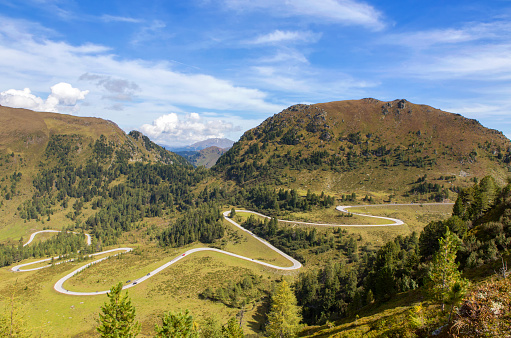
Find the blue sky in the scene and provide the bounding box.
[0,0,510,146]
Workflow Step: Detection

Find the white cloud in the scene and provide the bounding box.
[398,44,511,81]
[0,16,282,124]
[100,15,142,23]
[0,83,88,113]
[381,21,511,80]
[0,88,45,110]
[385,22,511,49]
[49,82,89,105]
[223,0,384,30]
[139,112,238,146]
[249,30,320,45]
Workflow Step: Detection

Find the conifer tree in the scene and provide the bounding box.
[426,228,468,312]
[266,280,302,338]
[200,316,222,338]
[0,286,30,338]
[154,309,198,338]
[221,317,244,338]
[97,282,140,337]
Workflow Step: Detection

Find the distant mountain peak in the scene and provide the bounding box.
[188,138,234,150]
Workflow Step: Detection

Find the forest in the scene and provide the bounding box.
[292,176,511,331]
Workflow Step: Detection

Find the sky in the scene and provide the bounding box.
[0,0,510,147]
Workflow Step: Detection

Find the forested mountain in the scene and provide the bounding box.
[1,103,510,337]
[215,99,511,200]
[0,106,202,264]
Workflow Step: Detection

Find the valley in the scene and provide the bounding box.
[0,100,510,337]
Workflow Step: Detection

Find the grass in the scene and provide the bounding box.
[0,243,285,337]
[0,201,453,337]
[283,208,393,226]
[0,210,300,337]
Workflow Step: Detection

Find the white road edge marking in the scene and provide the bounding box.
[12,203,452,295]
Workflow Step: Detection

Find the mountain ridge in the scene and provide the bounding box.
[214,98,511,199]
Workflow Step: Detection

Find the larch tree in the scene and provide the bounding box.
[97,282,140,338]
[220,317,244,338]
[0,286,30,338]
[426,228,468,313]
[154,309,199,338]
[266,280,302,338]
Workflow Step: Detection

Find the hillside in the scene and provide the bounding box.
[1,103,510,337]
[215,99,511,200]
[187,138,234,150]
[299,176,511,337]
[0,106,194,241]
[178,146,229,168]
[0,105,187,166]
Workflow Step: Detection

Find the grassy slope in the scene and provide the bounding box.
[214,99,511,198]
[0,204,453,337]
[0,106,188,242]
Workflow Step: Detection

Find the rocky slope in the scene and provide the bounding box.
[215,99,511,199]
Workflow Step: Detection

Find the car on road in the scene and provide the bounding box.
[182,254,185,256]
[133,281,137,285]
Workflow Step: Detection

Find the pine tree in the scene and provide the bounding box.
[426,228,468,312]
[97,282,140,337]
[229,208,236,218]
[266,280,302,338]
[221,317,244,338]
[155,309,199,338]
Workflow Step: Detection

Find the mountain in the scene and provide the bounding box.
[215,99,511,200]
[0,105,199,242]
[165,138,234,152]
[0,105,188,167]
[187,138,234,150]
[166,138,234,167]
[177,146,229,168]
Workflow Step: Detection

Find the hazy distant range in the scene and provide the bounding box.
[163,138,234,168]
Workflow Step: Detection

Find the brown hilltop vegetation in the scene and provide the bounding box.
[0,105,186,166]
[215,98,511,199]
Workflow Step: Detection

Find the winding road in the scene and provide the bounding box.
[11,203,452,296]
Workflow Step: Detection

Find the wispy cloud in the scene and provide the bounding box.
[248,30,320,45]
[79,73,140,103]
[131,20,168,45]
[100,14,142,23]
[0,17,282,130]
[384,21,511,49]
[223,0,385,30]
[381,21,511,80]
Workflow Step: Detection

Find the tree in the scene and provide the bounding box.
[229,208,236,218]
[0,286,30,338]
[221,317,244,338]
[155,309,198,338]
[426,228,468,312]
[266,280,302,338]
[200,316,222,338]
[97,282,140,337]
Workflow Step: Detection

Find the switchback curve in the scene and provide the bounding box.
[11,203,451,295]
